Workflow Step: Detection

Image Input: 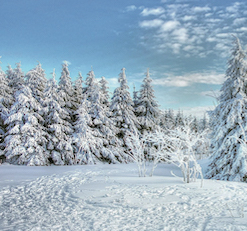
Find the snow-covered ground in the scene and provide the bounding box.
[0,161,247,231]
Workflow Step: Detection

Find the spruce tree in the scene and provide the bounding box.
[73,100,98,164]
[73,72,84,110]
[43,70,74,165]
[7,63,25,92]
[78,70,124,163]
[110,68,139,138]
[135,69,161,133]
[88,81,124,163]
[206,37,247,182]
[58,61,76,123]
[99,76,110,106]
[4,86,49,165]
[25,63,47,102]
[0,61,14,157]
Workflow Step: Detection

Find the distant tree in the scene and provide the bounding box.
[206,37,247,182]
[190,116,199,133]
[135,68,161,133]
[160,109,175,130]
[132,84,139,113]
[25,63,47,103]
[84,69,98,103]
[99,76,110,106]
[4,86,49,165]
[199,114,209,132]
[43,70,74,165]
[7,63,25,92]
[110,68,139,139]
[73,72,84,110]
[175,110,184,127]
[58,61,76,123]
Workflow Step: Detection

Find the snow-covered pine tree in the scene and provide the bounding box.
[99,76,110,106]
[58,61,76,123]
[190,116,199,133]
[73,72,84,110]
[199,114,209,132]
[135,68,161,133]
[78,70,124,163]
[25,63,47,103]
[43,70,74,165]
[4,86,49,165]
[160,109,175,130]
[88,80,125,163]
[73,100,98,164]
[175,110,184,127]
[133,84,139,115]
[6,63,25,92]
[0,61,14,158]
[206,36,247,182]
[110,68,139,139]
[84,69,96,102]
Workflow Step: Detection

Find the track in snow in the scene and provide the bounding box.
[0,164,247,230]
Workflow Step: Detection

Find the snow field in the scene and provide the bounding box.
[0,163,247,231]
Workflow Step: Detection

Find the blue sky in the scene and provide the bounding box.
[1,0,247,117]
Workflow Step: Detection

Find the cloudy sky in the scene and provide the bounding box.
[1,0,247,116]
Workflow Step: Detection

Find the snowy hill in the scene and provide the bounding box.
[0,162,247,230]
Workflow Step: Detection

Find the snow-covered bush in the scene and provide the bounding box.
[145,124,204,186]
[125,131,147,177]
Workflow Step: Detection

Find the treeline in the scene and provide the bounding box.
[0,61,208,165]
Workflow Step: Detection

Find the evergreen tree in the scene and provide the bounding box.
[58,61,76,123]
[135,69,161,133]
[84,69,96,102]
[206,37,247,182]
[199,114,209,132]
[133,84,139,116]
[43,70,74,165]
[73,72,84,110]
[73,100,98,164]
[4,86,49,165]
[190,116,199,133]
[0,61,14,156]
[88,80,125,163]
[25,63,47,102]
[110,68,139,139]
[99,76,110,106]
[160,109,175,130]
[77,70,125,163]
[175,110,184,127]
[7,63,25,92]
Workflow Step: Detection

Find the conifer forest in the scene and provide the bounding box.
[1,37,247,183]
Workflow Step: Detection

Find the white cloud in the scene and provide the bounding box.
[139,19,164,28]
[137,1,247,57]
[182,15,197,21]
[233,18,247,26]
[141,7,165,16]
[153,72,225,87]
[216,33,229,38]
[126,5,137,12]
[160,20,180,32]
[237,27,247,32]
[172,28,188,43]
[192,6,211,13]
